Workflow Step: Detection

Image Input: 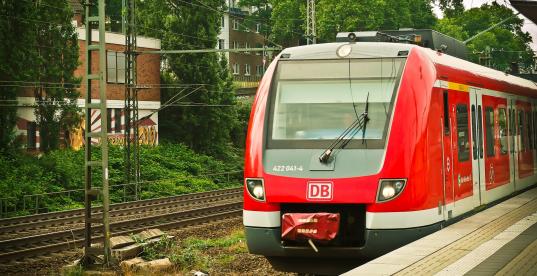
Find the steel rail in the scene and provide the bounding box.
[0,201,242,263]
[0,187,241,228]
[0,189,242,236]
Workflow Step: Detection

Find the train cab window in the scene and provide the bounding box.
[519,110,526,152]
[268,58,406,149]
[485,107,495,157]
[471,105,477,159]
[456,104,470,161]
[499,108,507,155]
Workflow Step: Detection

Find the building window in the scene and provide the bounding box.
[256,65,263,76]
[255,43,262,55]
[114,108,122,133]
[233,41,239,49]
[27,122,37,149]
[456,104,470,161]
[107,51,125,83]
[245,64,251,76]
[218,39,225,50]
[221,16,225,28]
[245,42,250,54]
[233,19,239,30]
[232,63,239,75]
[256,23,261,33]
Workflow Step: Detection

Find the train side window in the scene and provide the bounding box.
[471,105,477,160]
[478,106,483,158]
[511,109,516,136]
[528,111,533,150]
[519,110,525,152]
[443,91,450,135]
[456,104,470,161]
[499,108,507,155]
[485,107,495,157]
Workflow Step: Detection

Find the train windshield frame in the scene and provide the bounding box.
[266,57,407,149]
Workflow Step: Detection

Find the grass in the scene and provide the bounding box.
[155,230,249,273]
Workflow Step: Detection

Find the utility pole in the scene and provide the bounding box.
[123,0,140,201]
[82,0,112,266]
[306,0,316,45]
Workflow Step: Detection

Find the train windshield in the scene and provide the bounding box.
[268,58,406,149]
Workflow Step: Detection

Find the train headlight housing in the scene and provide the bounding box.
[377,179,406,202]
[245,178,265,201]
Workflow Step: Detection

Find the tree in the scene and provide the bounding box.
[437,0,464,18]
[315,0,436,43]
[435,2,533,71]
[137,0,238,158]
[239,0,272,39]
[269,0,305,47]
[0,1,36,151]
[33,0,80,152]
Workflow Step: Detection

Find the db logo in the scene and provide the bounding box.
[307,182,333,201]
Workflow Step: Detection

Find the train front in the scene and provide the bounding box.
[243,42,436,273]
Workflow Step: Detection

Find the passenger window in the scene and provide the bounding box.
[471,105,477,160]
[519,110,525,152]
[485,107,495,157]
[456,104,470,161]
[443,91,450,135]
[499,108,507,155]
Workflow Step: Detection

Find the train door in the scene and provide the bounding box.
[482,95,510,200]
[469,88,483,207]
[509,99,518,189]
[516,100,534,184]
[442,90,455,218]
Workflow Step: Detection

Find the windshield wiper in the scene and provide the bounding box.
[319,94,370,163]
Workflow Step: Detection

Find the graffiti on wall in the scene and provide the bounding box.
[67,110,158,150]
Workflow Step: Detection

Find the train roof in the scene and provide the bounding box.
[279,42,537,92]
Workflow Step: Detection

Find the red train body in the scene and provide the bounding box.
[243,42,537,273]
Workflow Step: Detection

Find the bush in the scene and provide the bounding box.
[0,143,243,217]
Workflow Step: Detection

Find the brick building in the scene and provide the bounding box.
[16,2,161,151]
[218,0,268,83]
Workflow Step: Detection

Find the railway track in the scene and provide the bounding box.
[0,188,243,263]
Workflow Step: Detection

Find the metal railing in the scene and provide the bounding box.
[0,170,243,218]
[233,75,261,89]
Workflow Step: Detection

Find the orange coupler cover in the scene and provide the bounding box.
[281,213,340,242]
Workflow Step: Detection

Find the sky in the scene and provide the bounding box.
[432,0,537,51]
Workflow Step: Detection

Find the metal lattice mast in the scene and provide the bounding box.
[123,0,140,200]
[83,0,111,266]
[306,0,316,45]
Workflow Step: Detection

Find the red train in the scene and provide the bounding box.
[243,38,537,273]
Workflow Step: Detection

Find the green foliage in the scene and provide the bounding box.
[269,0,436,45]
[137,0,239,159]
[33,0,81,152]
[0,144,242,217]
[435,2,534,71]
[269,0,305,47]
[0,1,36,151]
[139,235,176,261]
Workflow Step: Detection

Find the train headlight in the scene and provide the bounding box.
[377,179,406,202]
[245,178,265,201]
